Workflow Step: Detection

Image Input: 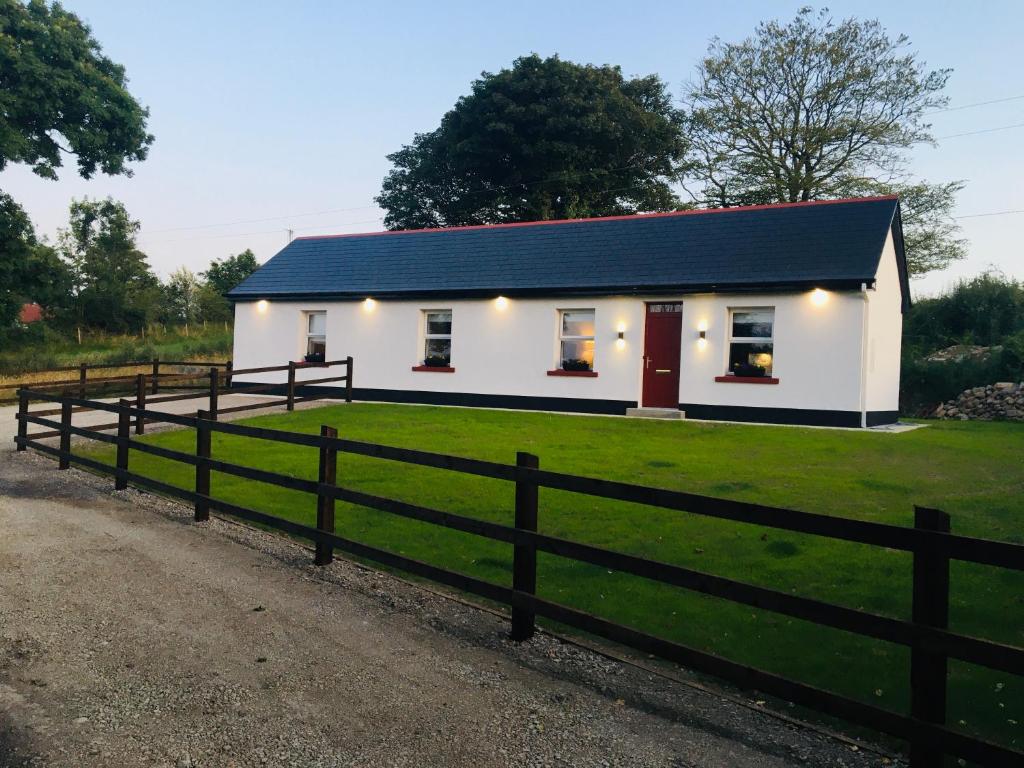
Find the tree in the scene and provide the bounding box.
[0,192,72,329]
[0,0,153,181]
[376,54,688,229]
[59,198,159,332]
[163,267,201,325]
[0,192,37,327]
[201,248,259,295]
[682,8,962,275]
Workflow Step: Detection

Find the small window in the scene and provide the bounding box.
[305,312,326,362]
[559,309,595,371]
[728,308,774,376]
[422,310,452,366]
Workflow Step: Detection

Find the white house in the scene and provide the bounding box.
[228,196,909,428]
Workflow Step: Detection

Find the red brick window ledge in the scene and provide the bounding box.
[412,365,455,373]
[547,369,599,377]
[715,375,779,384]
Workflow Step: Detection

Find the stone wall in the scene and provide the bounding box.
[934,382,1024,421]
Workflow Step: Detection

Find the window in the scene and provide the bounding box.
[422,310,452,366]
[305,312,326,361]
[559,309,595,371]
[727,308,774,376]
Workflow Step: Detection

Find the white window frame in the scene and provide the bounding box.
[558,308,596,371]
[304,311,326,359]
[726,307,775,376]
[421,309,453,366]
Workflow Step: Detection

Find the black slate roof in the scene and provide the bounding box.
[228,197,905,302]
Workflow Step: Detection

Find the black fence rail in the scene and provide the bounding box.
[15,358,354,439]
[11,389,1024,767]
[0,358,234,404]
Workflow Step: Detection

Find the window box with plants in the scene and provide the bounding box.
[548,358,598,377]
[412,355,455,372]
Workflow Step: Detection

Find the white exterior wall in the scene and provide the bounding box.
[234,297,646,400]
[864,232,904,413]
[232,279,903,422]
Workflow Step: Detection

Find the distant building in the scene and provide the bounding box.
[19,303,43,323]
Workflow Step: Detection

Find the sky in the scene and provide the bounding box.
[3,0,1023,297]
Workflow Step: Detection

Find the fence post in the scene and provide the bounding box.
[151,358,160,394]
[315,425,338,565]
[16,389,28,451]
[208,368,219,419]
[58,394,72,470]
[194,409,211,522]
[345,356,353,403]
[78,362,87,399]
[135,374,146,435]
[511,451,539,641]
[909,505,951,768]
[287,361,296,411]
[115,399,131,490]
[225,360,233,389]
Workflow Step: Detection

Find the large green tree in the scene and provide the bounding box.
[682,8,963,275]
[0,0,153,330]
[376,54,688,229]
[60,198,159,332]
[202,248,259,295]
[0,0,153,180]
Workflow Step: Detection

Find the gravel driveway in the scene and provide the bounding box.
[0,403,899,767]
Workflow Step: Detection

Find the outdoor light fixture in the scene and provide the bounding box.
[494,296,509,311]
[810,288,829,306]
[363,297,376,311]
[697,319,708,347]
[256,300,269,314]
[615,322,626,350]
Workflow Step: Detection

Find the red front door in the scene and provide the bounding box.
[641,303,683,408]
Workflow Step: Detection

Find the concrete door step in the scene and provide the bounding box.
[626,408,685,420]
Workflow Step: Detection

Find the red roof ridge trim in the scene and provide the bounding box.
[295,196,899,242]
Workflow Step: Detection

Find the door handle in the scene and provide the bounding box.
[655,369,671,374]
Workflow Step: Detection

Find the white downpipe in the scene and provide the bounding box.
[858,282,870,428]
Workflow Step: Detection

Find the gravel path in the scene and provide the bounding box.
[0,405,900,767]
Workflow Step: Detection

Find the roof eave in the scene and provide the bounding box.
[227,278,876,303]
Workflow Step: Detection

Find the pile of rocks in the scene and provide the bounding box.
[934,382,1024,421]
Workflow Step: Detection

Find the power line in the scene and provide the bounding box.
[926,94,1024,115]
[936,122,1024,139]
[139,217,385,245]
[954,209,1024,219]
[141,204,380,235]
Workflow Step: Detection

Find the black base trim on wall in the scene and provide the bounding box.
[243,383,636,416]
[865,410,900,427]
[679,403,900,428]
[231,384,899,427]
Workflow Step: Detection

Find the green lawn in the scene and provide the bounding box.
[80,404,1024,751]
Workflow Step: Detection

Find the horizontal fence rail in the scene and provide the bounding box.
[12,358,354,438]
[10,385,1024,767]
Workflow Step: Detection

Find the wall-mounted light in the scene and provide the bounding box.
[494,296,509,311]
[363,297,376,312]
[697,319,708,347]
[810,288,829,306]
[615,322,626,350]
[256,300,269,314]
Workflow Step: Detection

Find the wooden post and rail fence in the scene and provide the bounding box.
[8,376,1023,767]
[10,357,353,440]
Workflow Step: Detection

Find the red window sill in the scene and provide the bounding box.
[412,365,455,373]
[714,375,779,384]
[547,369,598,377]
